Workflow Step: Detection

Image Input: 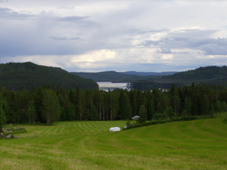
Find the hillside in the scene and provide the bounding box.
[71,71,150,82]
[0,62,98,90]
[121,71,177,76]
[1,118,227,169]
[162,66,227,82]
[132,66,227,90]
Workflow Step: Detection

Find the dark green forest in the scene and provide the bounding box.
[0,83,227,128]
[133,66,227,90]
[72,71,176,82]
[71,71,147,82]
[0,62,98,90]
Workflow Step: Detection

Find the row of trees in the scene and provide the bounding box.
[0,83,227,128]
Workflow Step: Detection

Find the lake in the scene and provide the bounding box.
[97,82,130,91]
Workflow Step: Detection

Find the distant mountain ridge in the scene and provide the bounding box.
[121,71,177,76]
[71,71,143,82]
[71,71,175,82]
[0,62,98,90]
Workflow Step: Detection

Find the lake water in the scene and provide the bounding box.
[97,82,130,91]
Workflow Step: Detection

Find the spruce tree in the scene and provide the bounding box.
[138,105,147,124]
[136,90,143,114]
[118,92,132,120]
[201,94,209,115]
[76,88,86,120]
[0,108,6,133]
[42,89,60,125]
[221,101,227,112]
[0,93,7,132]
[215,100,222,112]
[129,90,137,116]
[146,94,153,120]
[165,106,175,119]
[184,96,192,116]
[26,100,36,124]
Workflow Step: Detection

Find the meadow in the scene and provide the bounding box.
[0,117,227,170]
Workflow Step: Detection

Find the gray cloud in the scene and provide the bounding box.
[157,48,172,54]
[0,7,98,57]
[51,36,82,41]
[142,29,227,55]
[0,7,34,20]
[57,16,89,22]
[1,1,227,72]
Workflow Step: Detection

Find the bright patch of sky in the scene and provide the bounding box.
[1,0,227,72]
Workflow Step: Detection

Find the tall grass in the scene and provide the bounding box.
[0,119,227,170]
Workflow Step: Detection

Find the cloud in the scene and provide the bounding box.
[0,7,34,20]
[56,16,89,22]
[51,36,82,41]
[141,29,227,55]
[1,1,227,72]
[71,49,116,63]
[0,7,97,57]
[161,54,174,60]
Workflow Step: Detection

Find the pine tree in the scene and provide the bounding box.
[215,100,222,112]
[0,108,6,133]
[76,88,86,120]
[34,88,44,123]
[129,90,137,116]
[170,92,181,117]
[158,93,169,113]
[200,94,209,115]
[26,100,37,124]
[152,88,160,113]
[138,105,147,124]
[109,91,119,120]
[184,96,192,116]
[146,92,153,120]
[165,106,175,119]
[0,94,6,132]
[42,89,60,125]
[65,102,76,120]
[221,101,227,112]
[136,90,143,114]
[118,92,132,120]
[85,89,94,120]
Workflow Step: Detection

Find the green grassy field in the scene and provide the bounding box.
[0,118,227,170]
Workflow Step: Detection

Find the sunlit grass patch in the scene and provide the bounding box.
[0,118,227,169]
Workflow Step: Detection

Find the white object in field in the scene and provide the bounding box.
[109,127,121,132]
[132,115,140,120]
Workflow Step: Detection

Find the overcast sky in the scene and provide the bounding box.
[1,0,227,72]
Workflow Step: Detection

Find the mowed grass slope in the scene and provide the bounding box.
[0,118,227,170]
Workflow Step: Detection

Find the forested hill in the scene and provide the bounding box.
[0,62,98,90]
[121,71,177,76]
[163,66,227,81]
[71,71,177,82]
[159,66,227,85]
[71,71,148,82]
[132,66,227,90]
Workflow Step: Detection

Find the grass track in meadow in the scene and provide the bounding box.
[0,118,227,170]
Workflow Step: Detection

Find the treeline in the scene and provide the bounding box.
[0,83,227,126]
[132,66,227,90]
[72,71,145,82]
